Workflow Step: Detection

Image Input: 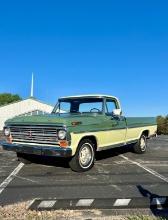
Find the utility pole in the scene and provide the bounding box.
[30,73,34,97]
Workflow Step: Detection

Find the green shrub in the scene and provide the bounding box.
[157,115,168,135]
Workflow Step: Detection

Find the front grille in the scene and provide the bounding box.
[10,125,62,145]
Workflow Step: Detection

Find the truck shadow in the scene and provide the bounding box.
[24,144,132,168]
[23,155,70,168]
[95,144,132,161]
[137,185,168,217]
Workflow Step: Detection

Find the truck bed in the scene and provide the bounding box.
[126,117,157,128]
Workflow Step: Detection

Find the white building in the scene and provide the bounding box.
[0,74,54,130]
[0,97,54,130]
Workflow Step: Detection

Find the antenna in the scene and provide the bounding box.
[30,73,34,97]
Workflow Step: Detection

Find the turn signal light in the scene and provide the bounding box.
[6,135,13,144]
[59,140,68,148]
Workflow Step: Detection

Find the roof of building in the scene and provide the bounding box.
[0,97,53,109]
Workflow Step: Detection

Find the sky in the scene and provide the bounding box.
[0,0,167,116]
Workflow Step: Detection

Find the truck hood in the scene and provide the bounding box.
[5,113,104,127]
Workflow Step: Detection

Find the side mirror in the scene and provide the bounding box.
[112,109,122,117]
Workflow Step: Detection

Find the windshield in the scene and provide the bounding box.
[52,98,103,114]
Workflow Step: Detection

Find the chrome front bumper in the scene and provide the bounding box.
[1,141,72,157]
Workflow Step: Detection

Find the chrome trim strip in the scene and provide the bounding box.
[97,139,138,151]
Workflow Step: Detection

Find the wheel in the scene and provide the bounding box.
[17,153,32,164]
[133,134,147,154]
[69,139,95,172]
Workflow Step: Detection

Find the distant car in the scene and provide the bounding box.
[2,94,157,172]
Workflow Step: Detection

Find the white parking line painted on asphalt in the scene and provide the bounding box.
[120,155,168,183]
[15,174,38,183]
[38,200,56,208]
[0,162,24,195]
[76,199,94,206]
[113,199,131,206]
[151,197,167,210]
[151,197,166,205]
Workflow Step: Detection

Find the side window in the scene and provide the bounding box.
[105,100,116,115]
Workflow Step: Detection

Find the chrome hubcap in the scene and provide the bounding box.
[79,143,93,168]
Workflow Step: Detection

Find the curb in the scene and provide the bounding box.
[28,197,168,211]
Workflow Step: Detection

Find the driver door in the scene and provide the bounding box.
[102,99,127,147]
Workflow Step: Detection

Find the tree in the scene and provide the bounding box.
[157,115,168,135]
[0,93,22,106]
[165,115,168,135]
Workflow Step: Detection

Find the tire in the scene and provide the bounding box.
[133,134,147,154]
[69,139,95,172]
[17,153,32,164]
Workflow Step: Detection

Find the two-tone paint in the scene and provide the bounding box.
[2,94,157,157]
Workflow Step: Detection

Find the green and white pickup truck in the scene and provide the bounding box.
[2,94,157,172]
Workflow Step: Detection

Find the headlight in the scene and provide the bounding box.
[4,127,10,136]
[58,130,66,140]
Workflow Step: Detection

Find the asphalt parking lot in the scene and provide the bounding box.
[0,136,168,211]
